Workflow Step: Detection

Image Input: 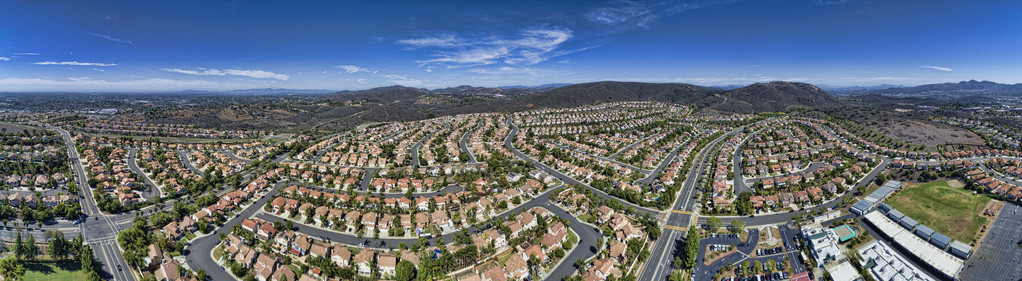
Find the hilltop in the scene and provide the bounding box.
[696,81,845,114]
[156,81,847,130]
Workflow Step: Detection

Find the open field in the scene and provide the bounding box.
[885,180,990,244]
[24,261,85,281]
[0,122,40,134]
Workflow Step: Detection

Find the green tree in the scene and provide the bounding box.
[395,260,416,281]
[683,227,699,269]
[0,255,25,281]
[24,235,37,261]
[13,230,22,260]
[730,220,745,235]
[706,216,722,233]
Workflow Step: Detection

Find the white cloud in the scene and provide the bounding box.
[162,68,226,76]
[0,57,8,62]
[583,0,735,32]
[396,34,463,48]
[162,68,289,80]
[336,65,370,74]
[585,2,656,28]
[468,67,539,76]
[0,77,271,92]
[356,79,368,84]
[382,74,422,87]
[13,53,39,56]
[918,65,953,72]
[86,32,133,45]
[398,27,580,68]
[223,69,289,80]
[35,61,117,66]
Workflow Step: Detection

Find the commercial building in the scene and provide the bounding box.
[863,211,964,280]
[949,241,971,259]
[857,240,935,281]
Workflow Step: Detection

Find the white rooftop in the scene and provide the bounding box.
[858,240,935,281]
[827,261,862,281]
[864,211,964,279]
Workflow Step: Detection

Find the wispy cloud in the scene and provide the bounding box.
[13,53,39,56]
[162,68,289,80]
[918,65,952,72]
[583,0,737,32]
[224,69,289,80]
[35,61,117,67]
[0,77,271,92]
[468,67,539,76]
[382,74,422,87]
[336,65,370,74]
[162,68,226,76]
[85,32,133,45]
[397,34,463,48]
[397,26,581,68]
[0,57,9,62]
[584,1,656,28]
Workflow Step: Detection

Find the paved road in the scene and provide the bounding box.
[221,150,253,164]
[409,136,427,167]
[357,168,377,192]
[303,184,464,199]
[740,162,828,184]
[458,123,478,163]
[49,125,137,281]
[552,143,652,175]
[177,150,205,178]
[126,148,162,201]
[609,135,652,160]
[693,230,759,281]
[641,127,738,281]
[732,127,765,195]
[960,202,1022,281]
[184,182,283,281]
[503,115,662,216]
[191,182,599,281]
[696,157,891,227]
[636,146,679,185]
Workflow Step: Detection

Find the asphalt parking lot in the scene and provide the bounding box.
[960,203,1022,281]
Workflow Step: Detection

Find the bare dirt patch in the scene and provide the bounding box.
[876,119,984,146]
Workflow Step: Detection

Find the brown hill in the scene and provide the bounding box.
[699,81,845,114]
[159,81,844,131]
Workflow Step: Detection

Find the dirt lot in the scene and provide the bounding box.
[876,119,985,146]
[824,107,985,147]
[0,122,32,134]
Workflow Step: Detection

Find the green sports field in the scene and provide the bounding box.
[24,262,85,281]
[885,180,989,244]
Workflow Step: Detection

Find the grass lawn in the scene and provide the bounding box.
[24,261,85,281]
[577,214,595,224]
[565,230,578,250]
[885,180,989,244]
[496,251,514,267]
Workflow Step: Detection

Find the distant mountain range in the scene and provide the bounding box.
[175,88,337,95]
[846,80,1022,99]
[822,84,904,94]
[162,80,849,130]
[166,80,1022,130]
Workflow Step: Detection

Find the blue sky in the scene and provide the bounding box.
[1,0,1020,92]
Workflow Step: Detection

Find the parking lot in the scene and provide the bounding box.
[960,203,1022,281]
[696,226,810,281]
